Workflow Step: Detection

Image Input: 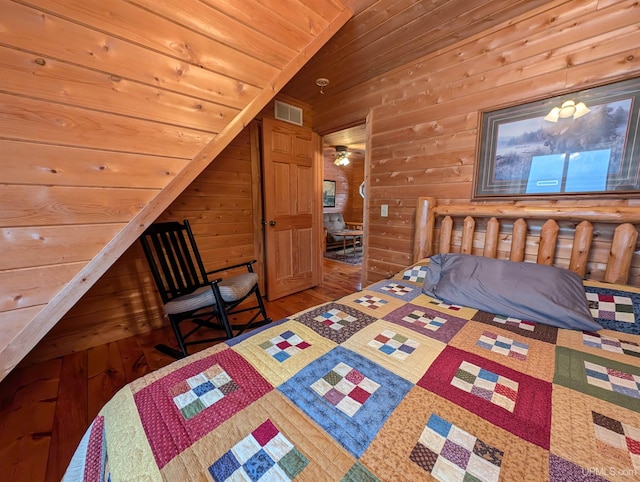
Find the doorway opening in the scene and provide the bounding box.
[321,124,367,267]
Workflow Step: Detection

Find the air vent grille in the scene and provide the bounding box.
[274,100,303,126]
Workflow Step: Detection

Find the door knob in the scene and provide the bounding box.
[269,220,276,226]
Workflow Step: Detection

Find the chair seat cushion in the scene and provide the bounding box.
[327,233,346,243]
[164,272,258,315]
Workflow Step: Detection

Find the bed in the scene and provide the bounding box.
[64,197,640,481]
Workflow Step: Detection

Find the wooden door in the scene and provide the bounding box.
[262,117,320,300]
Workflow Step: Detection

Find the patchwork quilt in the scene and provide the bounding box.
[63,260,640,481]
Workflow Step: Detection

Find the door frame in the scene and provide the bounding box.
[249,120,266,293]
[318,114,371,281]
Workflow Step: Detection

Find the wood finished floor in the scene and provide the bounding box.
[0,258,362,482]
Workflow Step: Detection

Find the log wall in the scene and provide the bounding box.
[310,0,640,284]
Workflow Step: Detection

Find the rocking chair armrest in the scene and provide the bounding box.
[206,259,257,275]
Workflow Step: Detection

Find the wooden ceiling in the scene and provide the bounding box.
[282,0,554,111]
[322,124,367,160]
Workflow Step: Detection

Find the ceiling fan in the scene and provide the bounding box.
[332,145,350,166]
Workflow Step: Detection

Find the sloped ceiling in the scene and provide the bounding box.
[283,0,554,121]
[0,0,351,381]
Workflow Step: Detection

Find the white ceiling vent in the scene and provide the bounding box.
[274,100,303,126]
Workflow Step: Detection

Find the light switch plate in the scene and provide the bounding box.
[381,204,388,217]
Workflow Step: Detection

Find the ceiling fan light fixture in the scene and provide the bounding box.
[334,145,350,166]
[573,101,590,119]
[544,99,590,122]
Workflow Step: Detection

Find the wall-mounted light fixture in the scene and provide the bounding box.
[333,145,350,166]
[544,100,590,122]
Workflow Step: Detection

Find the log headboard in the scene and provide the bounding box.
[413,197,640,286]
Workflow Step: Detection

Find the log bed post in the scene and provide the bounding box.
[604,223,638,284]
[510,219,527,262]
[413,197,436,262]
[569,221,593,278]
[537,219,559,266]
[483,217,500,258]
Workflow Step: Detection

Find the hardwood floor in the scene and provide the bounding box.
[0,258,362,482]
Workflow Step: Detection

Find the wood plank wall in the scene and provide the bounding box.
[347,157,365,223]
[0,0,349,380]
[22,94,312,365]
[310,0,640,284]
[23,127,261,363]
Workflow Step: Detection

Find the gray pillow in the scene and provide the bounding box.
[422,253,602,331]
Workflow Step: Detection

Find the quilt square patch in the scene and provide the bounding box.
[341,320,445,384]
[160,391,358,479]
[231,320,335,389]
[381,283,413,296]
[368,330,419,361]
[490,314,536,331]
[259,330,311,363]
[583,331,640,358]
[296,303,377,343]
[279,346,412,458]
[547,385,640,478]
[169,364,239,420]
[134,349,272,468]
[586,292,635,322]
[592,411,640,471]
[410,413,503,482]
[472,310,558,344]
[449,323,555,382]
[384,303,467,343]
[477,331,528,361]
[584,286,640,334]
[584,360,640,399]
[310,362,380,417]
[360,387,548,482]
[401,265,429,284]
[353,295,388,310]
[209,419,308,481]
[554,347,640,413]
[428,299,463,312]
[452,361,519,412]
[337,290,404,319]
[315,308,358,330]
[367,280,422,302]
[402,310,448,331]
[410,295,479,319]
[418,346,552,449]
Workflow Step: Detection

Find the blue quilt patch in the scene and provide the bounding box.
[366,280,422,302]
[584,286,640,334]
[278,346,412,457]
